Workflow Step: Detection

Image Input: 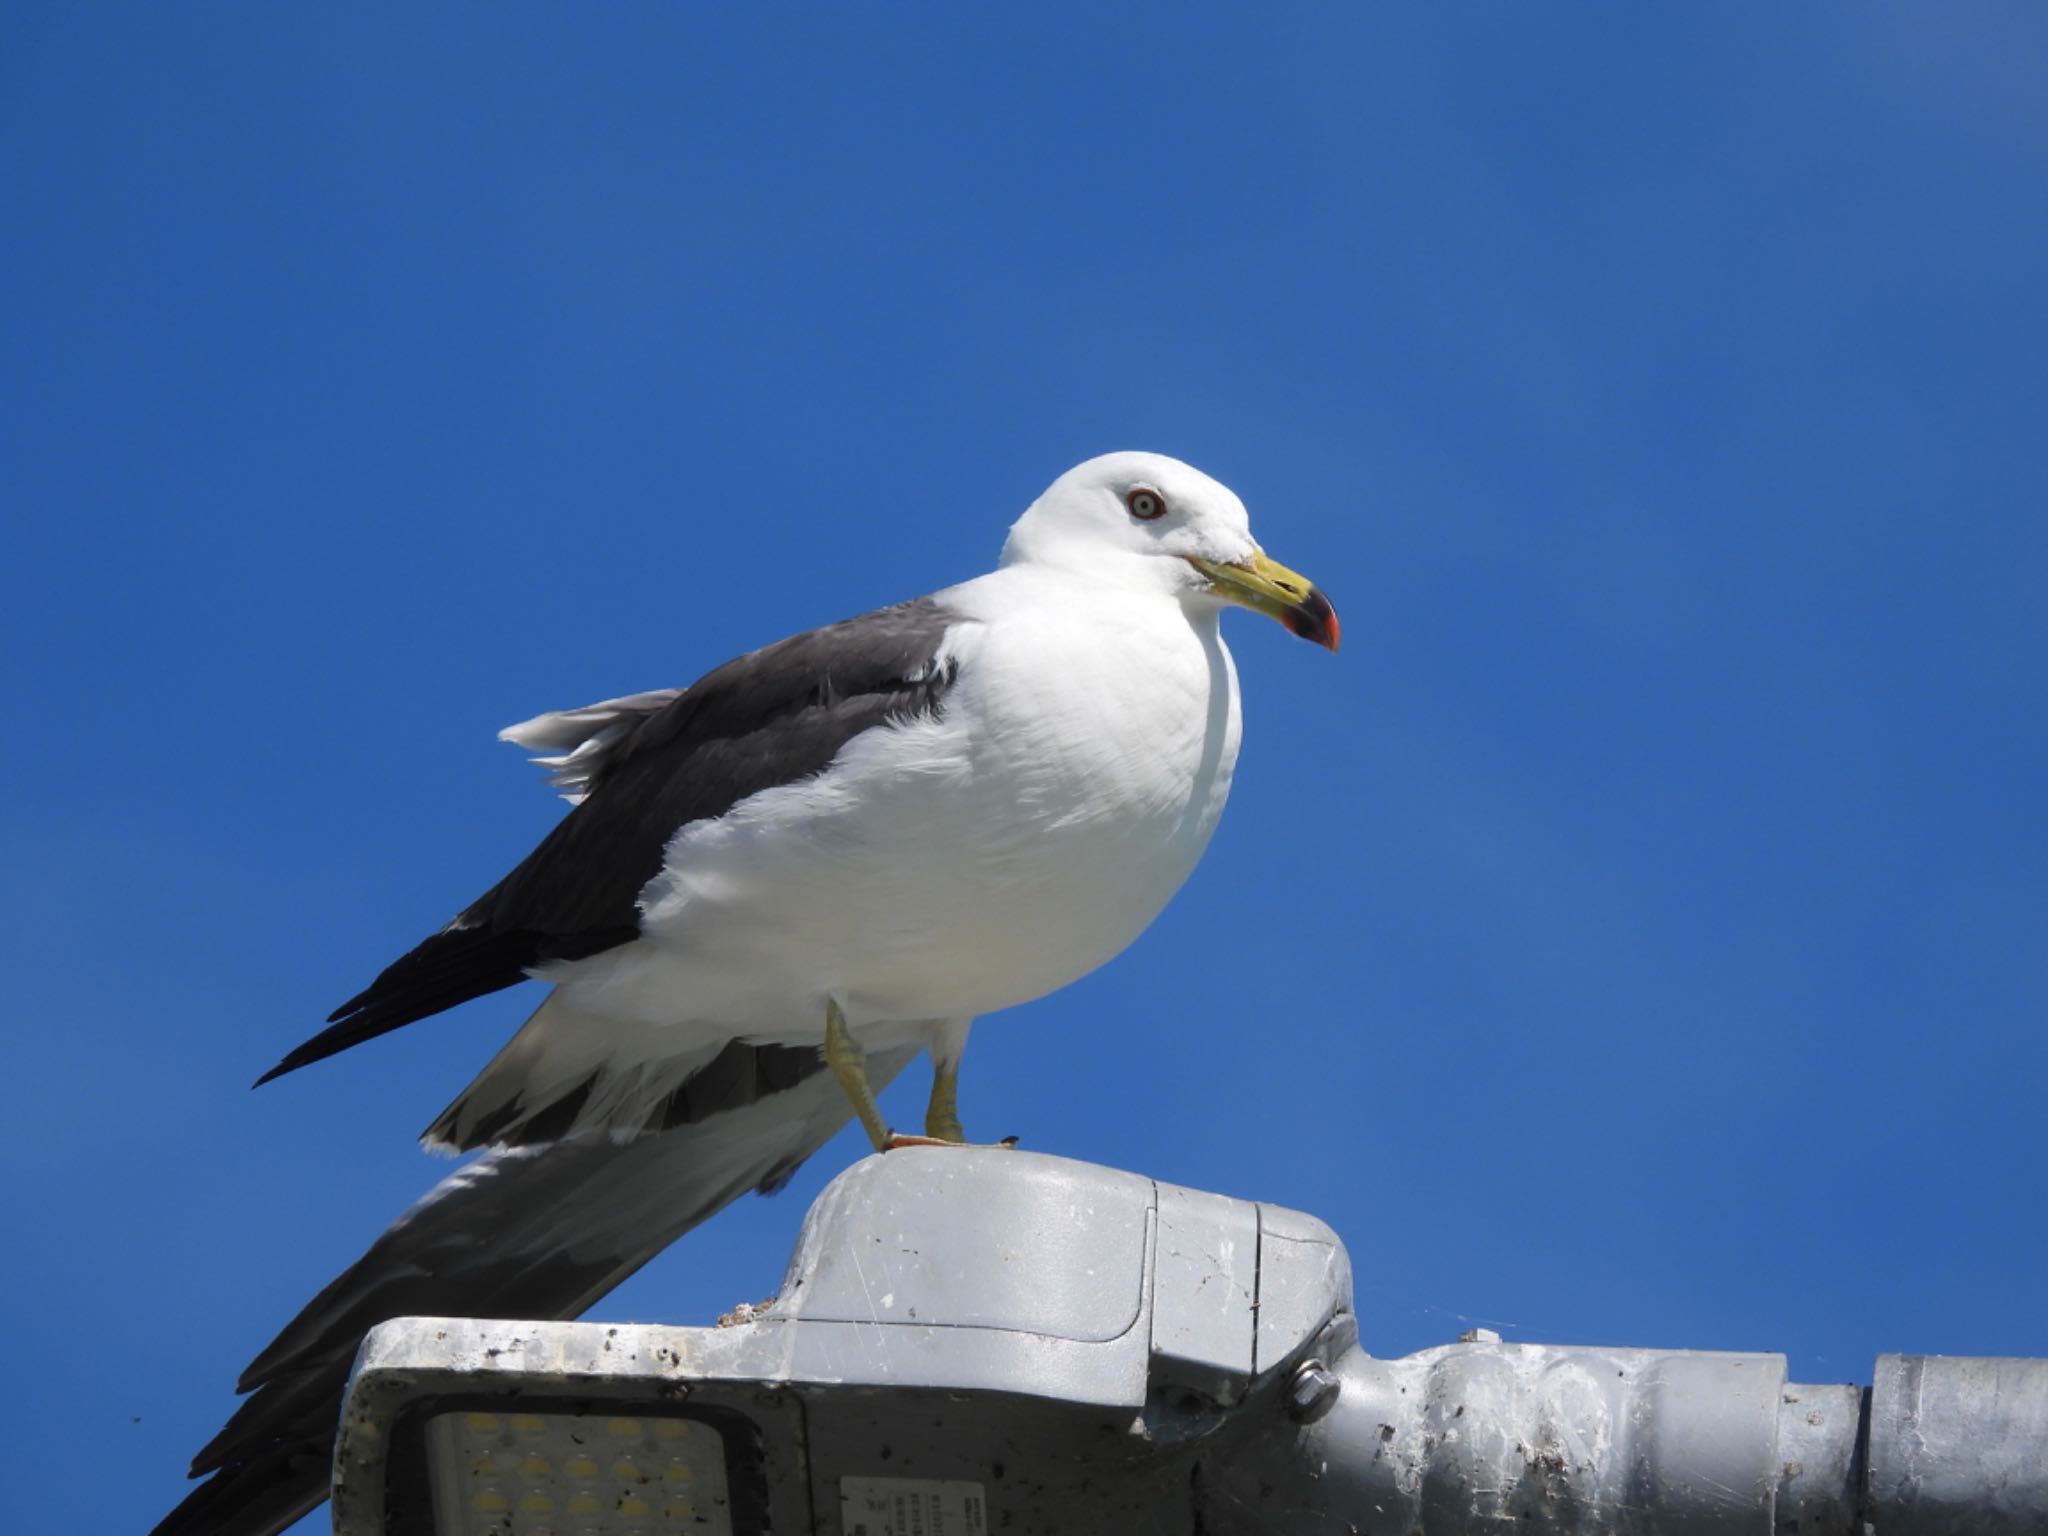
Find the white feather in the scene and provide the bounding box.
[499,688,684,803]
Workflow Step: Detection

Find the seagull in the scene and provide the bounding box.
[153,451,1338,1536]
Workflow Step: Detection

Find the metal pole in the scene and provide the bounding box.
[1226,1340,2048,1534]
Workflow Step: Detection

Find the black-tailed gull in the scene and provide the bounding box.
[155,449,1337,1536]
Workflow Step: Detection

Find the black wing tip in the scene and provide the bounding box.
[252,928,545,1088]
[251,1050,309,1090]
[149,1453,327,1536]
[250,1057,308,1089]
[251,1019,360,1088]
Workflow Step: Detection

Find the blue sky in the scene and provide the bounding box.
[4,7,2045,1532]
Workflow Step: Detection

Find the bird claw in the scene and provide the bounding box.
[882,1132,1020,1151]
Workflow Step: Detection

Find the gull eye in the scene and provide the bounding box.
[1125,487,1167,522]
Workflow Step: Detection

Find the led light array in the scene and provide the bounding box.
[426,1408,734,1536]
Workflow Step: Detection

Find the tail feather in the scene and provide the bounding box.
[152,1045,918,1536]
[421,991,832,1153]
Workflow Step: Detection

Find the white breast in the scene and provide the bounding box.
[579,569,1243,1042]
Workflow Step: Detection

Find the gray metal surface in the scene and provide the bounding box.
[1865,1353,2048,1534]
[1268,1341,1801,1534]
[331,1147,2048,1535]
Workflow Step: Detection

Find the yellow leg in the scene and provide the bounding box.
[823,997,891,1153]
[924,1061,966,1143]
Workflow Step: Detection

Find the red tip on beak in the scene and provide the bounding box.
[1282,587,1341,652]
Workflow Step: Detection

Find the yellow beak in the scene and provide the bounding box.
[1185,552,1340,651]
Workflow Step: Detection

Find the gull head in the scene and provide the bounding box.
[1002,451,1339,651]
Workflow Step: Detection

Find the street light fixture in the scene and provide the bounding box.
[332,1148,2048,1535]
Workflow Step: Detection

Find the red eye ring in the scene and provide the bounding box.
[1126,487,1167,521]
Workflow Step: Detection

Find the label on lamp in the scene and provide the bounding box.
[840,1475,989,1536]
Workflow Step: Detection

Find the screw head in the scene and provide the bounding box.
[1288,1358,1340,1423]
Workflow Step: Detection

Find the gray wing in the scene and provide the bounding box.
[151,1042,919,1536]
[257,596,960,1085]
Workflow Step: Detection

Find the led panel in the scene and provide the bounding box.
[426,1409,735,1536]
